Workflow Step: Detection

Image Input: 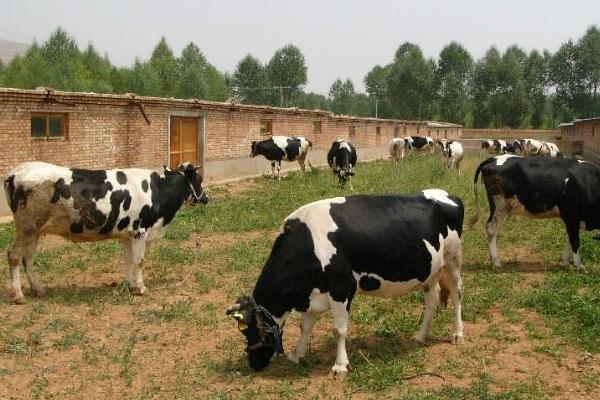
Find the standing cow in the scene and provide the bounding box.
[4,161,208,304]
[471,154,600,271]
[250,136,312,180]
[327,139,357,186]
[389,137,406,162]
[442,141,464,173]
[480,140,507,156]
[405,136,435,153]
[227,190,465,378]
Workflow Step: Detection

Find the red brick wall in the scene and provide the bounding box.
[0,89,462,176]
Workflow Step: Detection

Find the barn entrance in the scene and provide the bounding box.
[169,115,204,171]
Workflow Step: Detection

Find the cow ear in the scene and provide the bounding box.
[163,165,172,173]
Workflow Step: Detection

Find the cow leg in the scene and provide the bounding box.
[565,221,586,272]
[277,161,282,181]
[289,293,330,363]
[130,239,148,295]
[413,282,440,343]
[22,236,43,297]
[7,232,38,304]
[329,298,351,379]
[486,196,505,267]
[561,240,573,268]
[270,162,276,179]
[298,157,306,173]
[122,239,135,287]
[443,247,464,344]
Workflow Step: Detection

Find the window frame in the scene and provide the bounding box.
[31,113,68,140]
[259,119,273,135]
[313,120,322,135]
[376,126,381,136]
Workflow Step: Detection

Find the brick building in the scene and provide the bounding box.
[559,118,600,162]
[0,87,462,215]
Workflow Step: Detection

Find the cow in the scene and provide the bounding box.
[521,138,544,156]
[250,136,312,180]
[226,190,465,378]
[389,137,406,162]
[327,139,357,186]
[405,136,435,153]
[4,161,208,304]
[480,140,507,156]
[542,142,562,157]
[510,140,524,154]
[471,154,600,271]
[442,141,464,173]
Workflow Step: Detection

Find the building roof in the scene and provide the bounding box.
[0,87,462,128]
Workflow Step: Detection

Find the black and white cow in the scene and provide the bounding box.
[471,154,600,271]
[226,190,465,378]
[4,161,208,304]
[327,139,357,186]
[250,136,312,180]
[480,140,507,156]
[441,141,464,173]
[405,136,435,153]
[389,137,407,162]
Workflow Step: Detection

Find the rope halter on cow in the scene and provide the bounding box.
[245,296,284,355]
[172,167,205,203]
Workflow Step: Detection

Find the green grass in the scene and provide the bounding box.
[1,153,599,398]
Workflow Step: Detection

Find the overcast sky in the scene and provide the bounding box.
[1,0,598,94]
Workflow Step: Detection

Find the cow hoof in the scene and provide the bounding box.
[330,365,348,380]
[452,334,465,345]
[492,260,502,268]
[287,353,300,364]
[31,288,46,298]
[131,286,147,295]
[13,296,26,305]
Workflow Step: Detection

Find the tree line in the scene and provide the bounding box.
[0,26,598,128]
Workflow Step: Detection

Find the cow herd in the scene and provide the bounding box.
[4,133,597,380]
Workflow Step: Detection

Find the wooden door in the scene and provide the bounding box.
[170,117,198,169]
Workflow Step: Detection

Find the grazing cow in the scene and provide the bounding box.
[250,136,312,180]
[327,139,357,186]
[521,138,545,156]
[471,154,600,271]
[226,190,465,378]
[4,161,208,304]
[542,142,562,157]
[405,136,435,153]
[480,140,507,156]
[442,141,464,173]
[389,138,406,162]
[510,140,524,154]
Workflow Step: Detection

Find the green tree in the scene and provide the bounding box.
[110,66,132,94]
[203,64,229,101]
[498,45,530,128]
[386,42,435,119]
[524,50,549,128]
[149,37,179,97]
[329,78,355,115]
[436,42,474,124]
[231,54,270,104]
[266,44,308,106]
[177,42,209,99]
[577,25,600,115]
[364,65,392,117]
[80,44,113,92]
[38,27,87,90]
[549,40,585,121]
[294,92,329,110]
[472,47,503,128]
[128,58,161,96]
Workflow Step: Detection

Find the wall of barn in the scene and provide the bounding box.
[581,120,600,164]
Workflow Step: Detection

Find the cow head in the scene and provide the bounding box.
[226,296,283,371]
[250,141,258,157]
[168,163,208,204]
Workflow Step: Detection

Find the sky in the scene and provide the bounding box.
[0,0,599,94]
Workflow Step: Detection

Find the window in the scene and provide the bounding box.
[31,113,67,139]
[376,126,381,136]
[348,126,355,140]
[313,120,322,135]
[260,119,273,135]
[394,126,400,138]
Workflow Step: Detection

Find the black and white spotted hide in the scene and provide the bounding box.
[327,140,357,186]
[227,190,465,378]
[4,161,208,303]
[250,136,312,180]
[471,154,600,271]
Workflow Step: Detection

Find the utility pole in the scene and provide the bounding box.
[279,86,284,107]
[375,98,378,119]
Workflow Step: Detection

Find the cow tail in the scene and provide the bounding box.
[307,139,313,148]
[468,162,486,227]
